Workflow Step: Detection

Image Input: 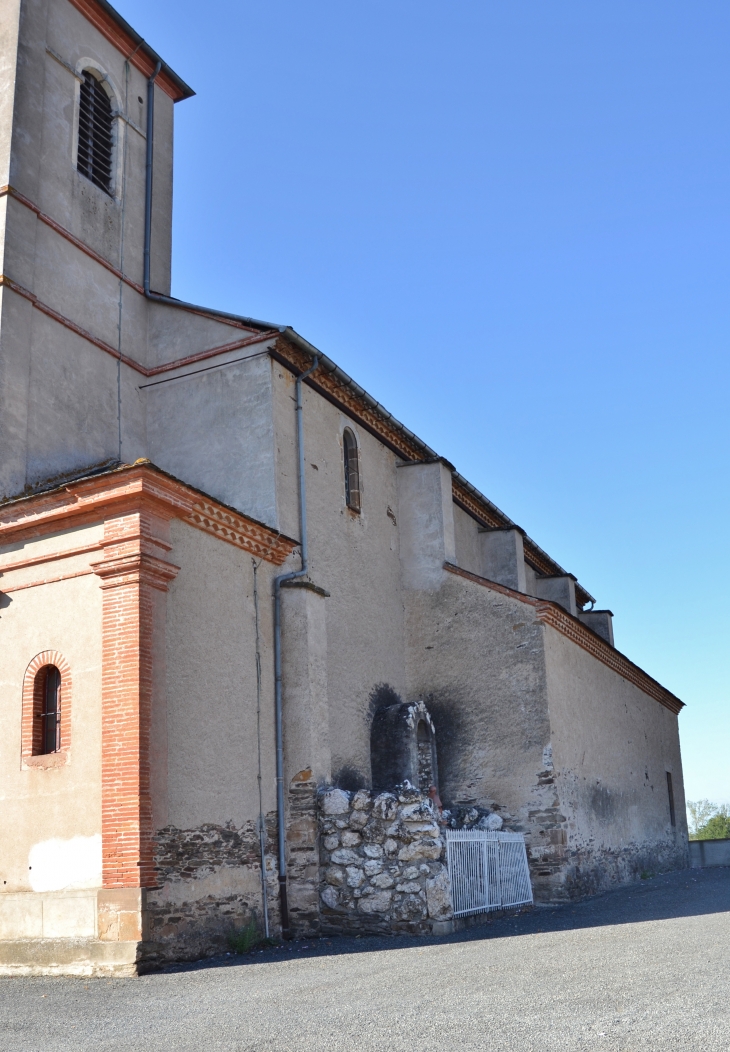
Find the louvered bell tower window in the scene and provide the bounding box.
[77,71,113,193]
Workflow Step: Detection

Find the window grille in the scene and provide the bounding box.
[36,665,61,755]
[343,428,361,511]
[77,71,113,193]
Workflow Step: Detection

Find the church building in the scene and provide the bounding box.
[0,0,688,975]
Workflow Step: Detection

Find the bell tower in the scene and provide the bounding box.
[0,0,192,501]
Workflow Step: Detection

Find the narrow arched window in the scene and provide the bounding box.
[77,71,113,194]
[34,666,61,755]
[417,720,435,792]
[343,428,361,511]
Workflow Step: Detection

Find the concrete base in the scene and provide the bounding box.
[429,920,454,936]
[689,839,730,869]
[0,939,141,977]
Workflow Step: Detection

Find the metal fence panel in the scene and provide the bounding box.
[445,830,533,917]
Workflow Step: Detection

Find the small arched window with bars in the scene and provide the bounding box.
[35,665,61,755]
[77,70,114,194]
[343,428,361,511]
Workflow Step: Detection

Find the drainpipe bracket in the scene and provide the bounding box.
[279,575,330,598]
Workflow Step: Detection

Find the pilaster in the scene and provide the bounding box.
[91,503,179,890]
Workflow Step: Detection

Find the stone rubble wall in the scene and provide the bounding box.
[142,817,280,964]
[318,785,453,935]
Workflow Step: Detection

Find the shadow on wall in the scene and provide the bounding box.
[369,687,438,795]
[168,867,729,972]
[331,683,465,804]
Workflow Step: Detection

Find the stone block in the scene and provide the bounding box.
[330,848,360,866]
[372,794,398,820]
[358,891,392,914]
[398,839,442,862]
[345,867,364,888]
[0,895,43,939]
[42,894,96,939]
[321,789,350,815]
[321,887,339,909]
[425,868,453,921]
[362,844,383,859]
[352,790,372,811]
[370,873,394,889]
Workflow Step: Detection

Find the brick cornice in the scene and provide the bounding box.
[91,552,180,592]
[443,562,684,715]
[0,463,297,566]
[271,338,428,463]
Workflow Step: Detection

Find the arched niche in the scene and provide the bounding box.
[370,699,439,794]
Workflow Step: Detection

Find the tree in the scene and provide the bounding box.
[687,800,730,840]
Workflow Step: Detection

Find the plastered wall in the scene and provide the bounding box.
[272,366,408,788]
[403,572,551,819]
[0,0,226,500]
[544,626,689,894]
[163,520,278,830]
[146,349,279,529]
[0,523,104,898]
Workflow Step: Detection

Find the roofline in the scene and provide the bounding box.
[66,0,195,101]
[275,327,596,608]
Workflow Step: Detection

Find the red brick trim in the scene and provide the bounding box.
[0,539,102,575]
[0,463,297,566]
[2,568,95,593]
[21,651,72,770]
[443,562,684,715]
[92,511,180,889]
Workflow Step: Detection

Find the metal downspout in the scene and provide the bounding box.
[143,62,162,296]
[273,356,319,935]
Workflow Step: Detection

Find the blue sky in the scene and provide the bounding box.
[119,0,729,806]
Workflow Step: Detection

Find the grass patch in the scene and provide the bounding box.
[640,870,655,880]
[227,917,278,955]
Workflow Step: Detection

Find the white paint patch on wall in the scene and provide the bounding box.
[28,835,102,892]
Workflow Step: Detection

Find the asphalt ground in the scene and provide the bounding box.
[1,866,728,1052]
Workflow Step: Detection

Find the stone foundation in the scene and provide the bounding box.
[141,817,279,965]
[317,785,453,936]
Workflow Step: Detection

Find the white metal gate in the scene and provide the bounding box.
[445,830,533,917]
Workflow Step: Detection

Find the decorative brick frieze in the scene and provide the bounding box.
[183,500,296,565]
[20,651,72,770]
[0,462,297,566]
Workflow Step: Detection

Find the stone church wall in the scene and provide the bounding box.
[316,786,453,936]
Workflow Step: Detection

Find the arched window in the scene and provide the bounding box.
[343,428,361,511]
[416,720,435,793]
[34,666,61,755]
[77,70,113,194]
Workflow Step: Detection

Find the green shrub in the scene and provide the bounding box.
[227,918,261,955]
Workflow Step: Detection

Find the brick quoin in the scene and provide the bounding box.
[92,506,179,889]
